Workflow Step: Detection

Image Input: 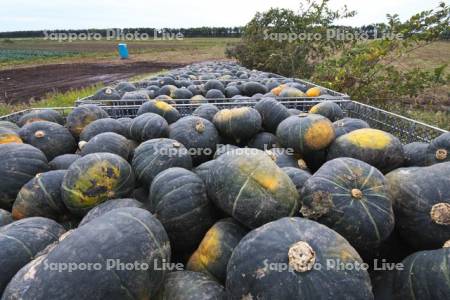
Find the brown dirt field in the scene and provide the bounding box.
[0,60,185,104]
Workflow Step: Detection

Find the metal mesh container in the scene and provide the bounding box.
[1,100,446,143]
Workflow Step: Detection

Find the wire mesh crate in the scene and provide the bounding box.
[1,100,446,143]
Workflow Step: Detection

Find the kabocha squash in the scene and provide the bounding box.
[80,132,130,160]
[192,104,219,122]
[425,132,450,166]
[49,154,81,170]
[132,138,192,186]
[309,101,344,122]
[301,157,394,256]
[288,108,302,115]
[169,116,220,165]
[116,81,137,94]
[13,170,69,221]
[226,217,373,299]
[205,89,226,99]
[333,117,370,138]
[265,147,308,170]
[19,121,77,161]
[137,100,180,124]
[66,105,109,138]
[116,117,133,138]
[242,82,268,96]
[213,107,262,144]
[129,112,169,142]
[306,86,322,97]
[279,87,305,97]
[403,142,428,167]
[254,98,290,132]
[282,167,311,195]
[193,160,216,184]
[386,162,450,250]
[0,143,49,209]
[91,86,121,100]
[0,217,66,293]
[2,208,170,300]
[79,198,144,226]
[204,80,225,93]
[391,243,450,300]
[328,128,404,173]
[208,149,298,228]
[271,84,287,96]
[187,218,248,283]
[0,128,22,144]
[17,109,64,127]
[149,168,215,255]
[0,209,13,227]
[61,153,135,216]
[247,132,279,150]
[277,113,335,155]
[0,120,20,132]
[191,95,207,104]
[79,118,126,142]
[156,271,226,300]
[214,144,239,159]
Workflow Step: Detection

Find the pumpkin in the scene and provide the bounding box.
[282,167,311,195]
[205,89,226,99]
[277,113,335,155]
[403,142,429,167]
[309,101,344,122]
[213,107,262,144]
[0,128,22,144]
[116,81,137,95]
[254,98,291,133]
[327,128,404,173]
[333,117,370,138]
[2,208,170,299]
[265,147,308,170]
[116,117,133,138]
[79,118,126,142]
[288,108,302,115]
[226,217,373,299]
[0,209,13,227]
[213,144,239,159]
[79,198,144,226]
[0,121,20,133]
[155,271,226,300]
[149,167,215,255]
[391,243,450,299]
[80,132,130,160]
[17,109,64,127]
[137,100,180,124]
[0,217,66,293]
[61,153,135,216]
[271,84,287,96]
[225,86,240,98]
[49,154,81,170]
[122,91,150,101]
[132,138,192,186]
[169,116,220,165]
[12,170,69,222]
[306,87,322,97]
[91,86,121,100]
[0,143,49,209]
[301,157,394,256]
[192,104,219,122]
[159,85,178,97]
[425,132,450,166]
[386,162,450,250]
[204,80,225,93]
[279,87,305,97]
[208,149,298,228]
[191,95,207,104]
[19,121,77,161]
[193,160,216,184]
[129,112,169,142]
[66,105,109,138]
[187,218,248,283]
[242,82,268,96]
[247,132,279,150]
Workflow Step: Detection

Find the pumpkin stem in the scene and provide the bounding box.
[34,130,46,138]
[436,149,448,161]
[351,189,363,199]
[443,240,450,248]
[297,159,307,170]
[78,141,87,150]
[288,241,316,273]
[430,203,450,225]
[172,142,181,148]
[105,88,113,95]
[195,121,205,133]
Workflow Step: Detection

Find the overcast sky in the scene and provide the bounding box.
[0,0,445,31]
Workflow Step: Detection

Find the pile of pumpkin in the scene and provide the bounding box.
[0,97,449,300]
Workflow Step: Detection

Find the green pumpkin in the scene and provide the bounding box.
[277,113,336,155]
[80,132,130,160]
[49,154,81,170]
[66,105,109,138]
[425,132,450,166]
[187,218,248,284]
[79,198,144,226]
[403,142,429,167]
[149,167,215,256]
[254,98,290,133]
[129,113,169,142]
[0,121,20,133]
[137,100,180,124]
[247,132,279,150]
[132,138,192,186]
[61,153,135,215]
[13,170,69,222]
[0,143,49,209]
[156,271,226,300]
[79,118,126,142]
[282,167,311,195]
[17,109,64,127]
[333,117,370,138]
[226,217,373,299]
[327,128,404,173]
[0,209,13,227]
[386,162,450,250]
[213,107,262,144]
[301,157,394,256]
[192,104,219,122]
[309,101,344,122]
[208,149,299,228]
[19,121,77,161]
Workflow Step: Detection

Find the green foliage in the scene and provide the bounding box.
[0,49,79,62]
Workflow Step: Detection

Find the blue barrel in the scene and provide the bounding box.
[118,43,129,59]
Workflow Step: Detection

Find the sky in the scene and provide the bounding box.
[0,0,446,32]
